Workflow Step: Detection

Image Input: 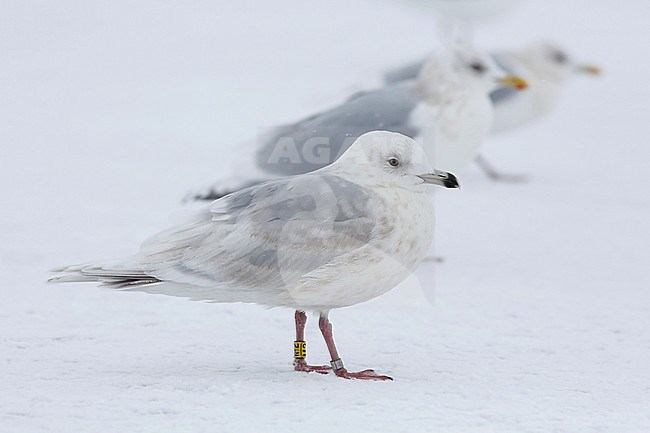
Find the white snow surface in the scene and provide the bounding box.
[1,1,649,432]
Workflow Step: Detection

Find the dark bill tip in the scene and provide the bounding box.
[417,170,460,189]
[443,172,460,189]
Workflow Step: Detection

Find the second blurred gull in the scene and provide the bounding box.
[384,40,600,180]
[190,45,526,201]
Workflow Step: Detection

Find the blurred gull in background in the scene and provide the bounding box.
[488,41,601,133]
[50,131,460,380]
[189,45,525,201]
[400,0,523,43]
[384,40,601,180]
[420,0,522,21]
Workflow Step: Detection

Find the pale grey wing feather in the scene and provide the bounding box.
[255,82,420,176]
[136,174,376,303]
[383,59,426,84]
[490,52,520,105]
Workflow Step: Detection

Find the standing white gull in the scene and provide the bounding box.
[50,131,460,381]
[189,45,525,201]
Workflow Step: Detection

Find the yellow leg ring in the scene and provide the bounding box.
[294,340,306,359]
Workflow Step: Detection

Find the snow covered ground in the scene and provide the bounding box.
[1,1,649,432]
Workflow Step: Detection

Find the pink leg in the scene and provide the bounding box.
[293,310,331,374]
[318,313,392,381]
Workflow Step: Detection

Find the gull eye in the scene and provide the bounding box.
[469,62,486,73]
[552,50,568,64]
[388,158,400,167]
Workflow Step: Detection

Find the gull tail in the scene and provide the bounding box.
[49,262,241,303]
[48,262,162,289]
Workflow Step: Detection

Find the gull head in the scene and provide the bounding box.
[417,45,528,102]
[521,41,601,83]
[332,131,460,191]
